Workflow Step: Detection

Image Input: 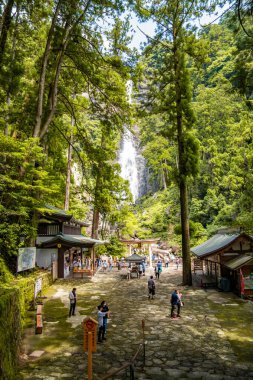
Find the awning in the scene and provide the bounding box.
[40,234,107,248]
[224,255,253,270]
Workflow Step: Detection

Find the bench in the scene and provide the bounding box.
[73,269,93,278]
[35,304,43,334]
[201,281,216,289]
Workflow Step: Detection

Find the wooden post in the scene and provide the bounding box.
[83,317,97,380]
[88,332,92,380]
[149,245,152,268]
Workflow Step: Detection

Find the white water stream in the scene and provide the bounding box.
[119,128,139,202]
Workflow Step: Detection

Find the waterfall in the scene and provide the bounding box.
[119,128,139,202]
[119,81,148,203]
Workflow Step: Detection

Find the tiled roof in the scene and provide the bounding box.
[191,234,241,257]
[125,253,145,262]
[41,234,106,248]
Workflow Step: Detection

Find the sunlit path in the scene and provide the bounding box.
[20,266,253,380]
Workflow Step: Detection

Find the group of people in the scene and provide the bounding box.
[147,277,183,318]
[68,258,184,344]
[69,289,110,343]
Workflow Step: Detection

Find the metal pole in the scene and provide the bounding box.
[130,364,135,380]
[88,332,92,380]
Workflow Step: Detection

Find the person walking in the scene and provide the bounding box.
[108,257,113,271]
[165,256,169,268]
[157,260,162,279]
[69,288,77,317]
[142,260,146,276]
[97,305,108,343]
[170,289,181,318]
[100,300,109,338]
[138,263,143,278]
[102,261,108,272]
[148,276,156,299]
[154,265,159,280]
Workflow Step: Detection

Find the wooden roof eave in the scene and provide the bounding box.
[193,233,253,259]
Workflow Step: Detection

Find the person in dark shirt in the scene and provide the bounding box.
[100,300,109,339]
[170,289,181,318]
[148,276,156,299]
[69,288,77,317]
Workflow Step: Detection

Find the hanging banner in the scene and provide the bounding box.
[243,273,253,290]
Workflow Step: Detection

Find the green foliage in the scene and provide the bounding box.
[0,286,21,380]
[105,236,125,257]
[0,257,14,283]
[0,133,60,261]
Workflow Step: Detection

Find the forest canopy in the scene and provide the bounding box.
[1,0,253,282]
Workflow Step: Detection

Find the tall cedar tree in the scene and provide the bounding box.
[136,0,212,285]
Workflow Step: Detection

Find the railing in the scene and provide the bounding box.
[100,320,146,380]
[100,342,145,380]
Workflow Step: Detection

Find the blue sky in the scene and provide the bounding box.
[129,4,230,49]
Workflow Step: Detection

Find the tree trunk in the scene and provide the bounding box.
[64,121,73,211]
[33,0,62,138]
[162,166,167,189]
[179,179,192,285]
[39,21,72,139]
[173,21,192,286]
[91,208,99,240]
[5,3,19,136]
[33,0,92,139]
[0,0,14,65]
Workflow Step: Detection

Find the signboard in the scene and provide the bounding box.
[34,278,42,299]
[243,273,253,290]
[83,317,97,352]
[17,247,36,272]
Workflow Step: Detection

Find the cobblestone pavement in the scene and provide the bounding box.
[20,265,253,380]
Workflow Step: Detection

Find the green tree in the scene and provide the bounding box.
[136,0,210,285]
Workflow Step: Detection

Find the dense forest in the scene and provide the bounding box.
[1,0,253,283]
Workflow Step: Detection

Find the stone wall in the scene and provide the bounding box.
[0,286,21,380]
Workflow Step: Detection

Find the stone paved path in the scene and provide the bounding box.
[20,266,253,380]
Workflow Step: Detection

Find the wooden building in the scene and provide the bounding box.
[36,205,105,279]
[191,232,253,297]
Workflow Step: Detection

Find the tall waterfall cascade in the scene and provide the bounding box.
[119,82,148,203]
[119,128,139,202]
